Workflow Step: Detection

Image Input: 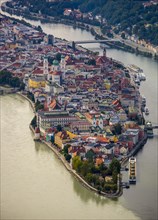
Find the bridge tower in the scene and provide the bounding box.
[72,41,76,51]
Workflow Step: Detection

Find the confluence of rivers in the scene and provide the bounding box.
[0,3,158,220]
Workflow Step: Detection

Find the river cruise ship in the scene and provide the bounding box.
[129,157,136,184]
[128,64,146,81]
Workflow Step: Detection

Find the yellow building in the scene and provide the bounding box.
[66,131,77,140]
[28,77,45,89]
[54,131,70,149]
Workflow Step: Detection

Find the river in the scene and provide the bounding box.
[0,3,158,220]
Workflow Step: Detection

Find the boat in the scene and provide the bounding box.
[144,121,152,129]
[128,64,146,81]
[140,72,146,81]
[145,107,149,115]
[129,157,136,184]
[134,77,140,85]
[141,96,146,106]
[147,129,154,138]
[144,121,154,138]
[128,64,144,74]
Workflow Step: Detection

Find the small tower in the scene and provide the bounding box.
[43,56,48,77]
[103,48,106,57]
[34,115,40,141]
[34,127,40,140]
[60,55,66,70]
[98,115,103,129]
[93,115,96,127]
[47,93,52,106]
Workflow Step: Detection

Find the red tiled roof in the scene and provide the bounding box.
[50,71,62,75]
[32,68,43,75]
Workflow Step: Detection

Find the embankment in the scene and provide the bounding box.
[29,124,122,198]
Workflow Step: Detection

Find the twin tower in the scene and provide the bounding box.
[43,55,66,85]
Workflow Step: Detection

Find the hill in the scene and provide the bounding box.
[7,0,158,45]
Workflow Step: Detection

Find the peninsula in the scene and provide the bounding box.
[0,14,149,197]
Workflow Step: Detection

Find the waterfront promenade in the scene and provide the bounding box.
[121,133,148,167]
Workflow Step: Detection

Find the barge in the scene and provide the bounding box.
[129,157,136,184]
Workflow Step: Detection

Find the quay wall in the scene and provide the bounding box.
[121,133,148,167]
[17,92,35,112]
[29,124,122,198]
[42,140,123,198]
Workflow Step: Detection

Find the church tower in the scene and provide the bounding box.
[92,115,96,127]
[60,55,66,79]
[47,93,52,106]
[43,56,48,77]
[34,114,40,141]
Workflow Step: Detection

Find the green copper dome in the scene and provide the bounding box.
[53,59,59,66]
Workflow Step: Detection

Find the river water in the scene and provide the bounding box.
[0,4,158,220]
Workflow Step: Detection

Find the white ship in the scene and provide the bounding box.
[128,64,146,81]
[129,157,136,184]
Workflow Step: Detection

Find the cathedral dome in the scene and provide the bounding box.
[53,60,59,66]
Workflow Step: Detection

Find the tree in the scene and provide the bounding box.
[85,173,93,183]
[63,144,71,154]
[27,92,35,102]
[65,154,71,162]
[85,149,95,161]
[109,158,121,174]
[113,123,122,135]
[31,115,37,128]
[121,32,125,39]
[112,168,118,183]
[57,124,62,132]
[35,100,44,111]
[87,59,96,65]
[55,53,61,62]
[72,156,83,172]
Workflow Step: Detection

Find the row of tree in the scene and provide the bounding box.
[72,155,120,193]
[0,71,25,90]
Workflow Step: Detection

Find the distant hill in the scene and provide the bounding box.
[9,0,158,45]
[78,0,158,45]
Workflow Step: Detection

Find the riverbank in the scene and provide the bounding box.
[1,2,157,59]
[16,92,35,112]
[0,86,18,95]
[29,124,123,199]
[121,133,148,167]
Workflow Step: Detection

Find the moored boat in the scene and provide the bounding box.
[129,157,136,184]
[128,64,143,73]
[147,129,154,138]
[128,64,146,81]
[145,107,149,115]
[144,121,154,138]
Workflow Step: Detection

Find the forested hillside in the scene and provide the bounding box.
[9,0,158,45]
[78,0,158,45]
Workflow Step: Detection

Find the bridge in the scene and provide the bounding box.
[56,39,120,50]
[73,39,119,44]
[152,126,158,129]
[55,39,120,50]
[69,39,120,50]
